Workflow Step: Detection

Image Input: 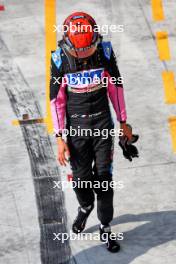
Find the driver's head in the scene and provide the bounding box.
[62,12,100,59]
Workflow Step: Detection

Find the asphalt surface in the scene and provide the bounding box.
[0,0,176,263]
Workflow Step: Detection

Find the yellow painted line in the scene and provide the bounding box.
[45,0,56,133]
[156,32,171,61]
[162,71,176,104]
[12,120,21,126]
[12,118,46,126]
[151,0,165,21]
[168,117,176,152]
[12,120,20,126]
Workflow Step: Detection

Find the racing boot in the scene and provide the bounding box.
[72,204,94,234]
[99,224,121,253]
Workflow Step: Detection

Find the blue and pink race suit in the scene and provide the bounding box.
[50,40,127,225]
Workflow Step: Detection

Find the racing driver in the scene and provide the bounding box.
[50,12,133,253]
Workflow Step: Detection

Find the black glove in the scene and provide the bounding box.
[119,125,139,162]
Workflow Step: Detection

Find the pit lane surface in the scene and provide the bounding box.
[0,0,176,263]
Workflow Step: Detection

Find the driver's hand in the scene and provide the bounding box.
[120,122,132,141]
[57,138,70,166]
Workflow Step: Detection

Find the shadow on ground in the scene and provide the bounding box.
[73,211,176,264]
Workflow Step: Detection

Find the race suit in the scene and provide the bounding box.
[50,40,127,225]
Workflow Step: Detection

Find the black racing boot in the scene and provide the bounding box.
[72,204,94,234]
[99,225,121,253]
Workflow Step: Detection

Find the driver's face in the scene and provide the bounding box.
[68,45,97,59]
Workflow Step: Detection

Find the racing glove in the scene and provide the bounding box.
[119,124,139,162]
